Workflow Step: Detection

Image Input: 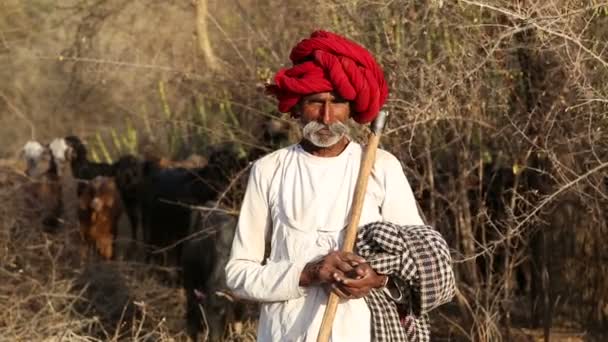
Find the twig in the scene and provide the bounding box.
[0,91,35,139]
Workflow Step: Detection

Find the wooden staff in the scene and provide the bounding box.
[316,110,389,342]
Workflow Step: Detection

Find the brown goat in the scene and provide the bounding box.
[150,153,208,170]
[78,176,123,261]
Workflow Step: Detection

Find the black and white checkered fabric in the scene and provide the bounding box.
[356,222,455,342]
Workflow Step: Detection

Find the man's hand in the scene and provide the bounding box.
[299,252,387,300]
[299,251,366,287]
[330,262,387,299]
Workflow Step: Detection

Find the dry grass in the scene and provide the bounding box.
[0,163,256,341]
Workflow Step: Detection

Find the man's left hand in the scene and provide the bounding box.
[330,262,387,299]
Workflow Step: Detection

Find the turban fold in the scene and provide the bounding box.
[266,30,388,124]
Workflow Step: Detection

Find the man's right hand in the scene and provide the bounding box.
[299,251,366,287]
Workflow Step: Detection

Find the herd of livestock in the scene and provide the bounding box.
[17,132,279,341]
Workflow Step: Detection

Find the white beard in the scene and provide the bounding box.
[301,121,349,148]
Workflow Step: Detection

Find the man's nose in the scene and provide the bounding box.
[321,101,333,125]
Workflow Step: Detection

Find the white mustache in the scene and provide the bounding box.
[301,121,349,147]
[302,121,348,136]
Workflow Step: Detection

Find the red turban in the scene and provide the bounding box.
[266,30,388,124]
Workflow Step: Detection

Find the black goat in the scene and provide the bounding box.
[182,207,251,342]
[140,144,247,267]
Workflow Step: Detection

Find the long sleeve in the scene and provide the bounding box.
[378,152,425,226]
[225,162,306,302]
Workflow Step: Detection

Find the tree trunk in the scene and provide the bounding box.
[196,0,220,71]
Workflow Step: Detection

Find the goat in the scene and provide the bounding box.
[20,140,63,230]
[156,153,208,170]
[50,135,119,229]
[112,154,142,243]
[140,145,247,267]
[50,136,114,179]
[78,176,123,261]
[22,140,48,177]
[182,204,253,342]
[61,136,115,187]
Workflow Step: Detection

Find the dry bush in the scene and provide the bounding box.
[1,0,608,341]
[310,0,607,339]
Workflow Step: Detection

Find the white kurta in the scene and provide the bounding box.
[225,142,424,342]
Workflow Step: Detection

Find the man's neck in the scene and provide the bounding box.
[300,137,350,157]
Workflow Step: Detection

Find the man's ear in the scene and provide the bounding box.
[290,109,300,118]
[291,102,303,118]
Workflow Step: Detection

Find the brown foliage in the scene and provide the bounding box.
[1,0,607,340]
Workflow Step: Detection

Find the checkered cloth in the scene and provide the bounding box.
[356,222,455,342]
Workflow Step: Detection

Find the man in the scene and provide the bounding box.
[225,31,455,341]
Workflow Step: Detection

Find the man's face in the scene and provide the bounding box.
[298,92,350,147]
